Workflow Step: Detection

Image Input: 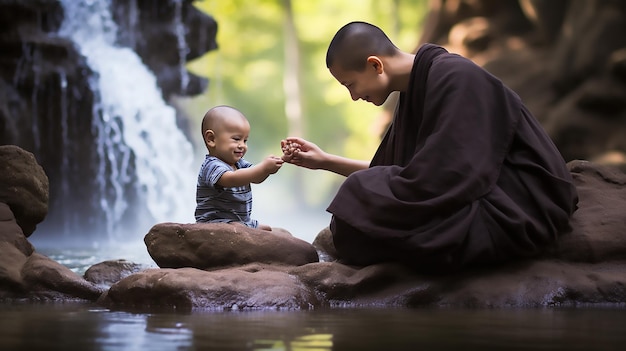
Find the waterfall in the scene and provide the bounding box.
[58,70,70,234]
[174,0,190,94]
[58,0,197,239]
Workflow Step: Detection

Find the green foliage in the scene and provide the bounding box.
[184,0,428,211]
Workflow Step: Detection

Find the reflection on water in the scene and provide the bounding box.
[252,334,332,351]
[1,302,625,351]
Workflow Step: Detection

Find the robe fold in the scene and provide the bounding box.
[327,44,578,272]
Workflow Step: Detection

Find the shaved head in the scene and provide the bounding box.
[326,21,399,72]
[201,105,247,135]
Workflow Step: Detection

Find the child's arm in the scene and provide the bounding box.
[217,156,284,187]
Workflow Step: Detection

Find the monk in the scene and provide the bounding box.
[281,21,578,273]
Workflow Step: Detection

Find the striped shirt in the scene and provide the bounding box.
[194,155,258,228]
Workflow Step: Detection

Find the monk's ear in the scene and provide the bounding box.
[366,56,384,74]
[204,129,216,147]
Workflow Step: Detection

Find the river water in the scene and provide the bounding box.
[2,244,626,351]
[1,302,625,351]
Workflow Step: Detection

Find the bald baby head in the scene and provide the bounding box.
[326,21,399,72]
[201,105,250,150]
[202,105,247,134]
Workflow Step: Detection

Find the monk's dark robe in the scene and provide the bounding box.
[327,44,578,273]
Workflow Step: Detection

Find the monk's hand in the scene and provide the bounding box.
[281,137,325,170]
[281,139,301,163]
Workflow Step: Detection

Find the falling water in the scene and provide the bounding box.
[57,0,196,238]
[58,69,70,234]
[173,0,190,94]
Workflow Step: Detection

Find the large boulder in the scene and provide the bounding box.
[145,222,320,269]
[102,265,318,311]
[101,257,626,311]
[0,203,35,258]
[20,252,104,301]
[548,160,626,262]
[0,145,48,237]
[0,146,103,301]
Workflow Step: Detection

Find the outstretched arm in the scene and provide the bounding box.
[217,156,284,187]
[281,137,369,177]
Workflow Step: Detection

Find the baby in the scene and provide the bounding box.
[195,105,283,231]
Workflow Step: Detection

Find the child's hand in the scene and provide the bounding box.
[260,155,284,174]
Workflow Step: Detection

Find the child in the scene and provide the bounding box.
[195,105,283,231]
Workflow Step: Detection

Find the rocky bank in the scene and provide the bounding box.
[1,145,625,311]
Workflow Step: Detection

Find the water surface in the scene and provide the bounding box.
[1,302,624,351]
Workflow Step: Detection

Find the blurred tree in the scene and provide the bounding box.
[282,0,303,140]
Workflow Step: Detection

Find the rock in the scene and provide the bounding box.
[0,241,29,296]
[292,259,626,308]
[547,160,626,262]
[102,264,319,311]
[312,227,338,262]
[84,259,149,289]
[111,0,217,98]
[432,259,626,307]
[1,199,104,302]
[144,222,320,269]
[20,252,104,301]
[101,258,626,310]
[0,145,49,237]
[289,261,438,307]
[0,202,35,256]
[0,148,103,301]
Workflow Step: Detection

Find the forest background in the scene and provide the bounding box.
[177,0,429,237]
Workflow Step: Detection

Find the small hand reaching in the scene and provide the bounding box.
[260,155,284,175]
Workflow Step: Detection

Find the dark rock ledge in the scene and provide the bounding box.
[1,145,626,311]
